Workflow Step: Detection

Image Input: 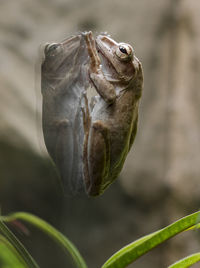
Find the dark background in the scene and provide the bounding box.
[0,0,200,267]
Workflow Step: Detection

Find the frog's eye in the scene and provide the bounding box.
[44,43,63,56]
[115,43,134,61]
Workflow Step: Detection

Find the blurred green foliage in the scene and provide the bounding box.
[0,211,200,268]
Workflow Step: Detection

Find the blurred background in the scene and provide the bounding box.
[0,0,200,267]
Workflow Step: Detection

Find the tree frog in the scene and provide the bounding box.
[41,31,143,197]
[82,32,143,196]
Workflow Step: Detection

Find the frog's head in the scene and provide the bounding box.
[42,35,85,84]
[96,35,139,83]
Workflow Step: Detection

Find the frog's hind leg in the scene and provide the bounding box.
[128,113,138,151]
[85,120,110,196]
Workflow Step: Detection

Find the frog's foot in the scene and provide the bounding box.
[84,120,110,196]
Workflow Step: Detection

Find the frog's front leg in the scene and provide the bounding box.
[84,120,111,196]
[84,32,116,104]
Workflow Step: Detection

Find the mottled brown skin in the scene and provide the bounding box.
[83,32,143,196]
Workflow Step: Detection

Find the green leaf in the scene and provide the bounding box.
[0,220,39,268]
[168,253,200,268]
[1,212,87,268]
[102,211,200,268]
[0,234,28,268]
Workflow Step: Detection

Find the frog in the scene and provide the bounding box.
[41,34,90,194]
[82,32,143,196]
[41,31,143,197]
